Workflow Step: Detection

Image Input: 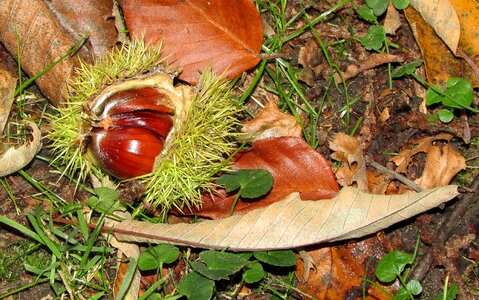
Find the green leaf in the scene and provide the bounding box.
[116,258,138,300]
[178,271,215,300]
[438,109,454,123]
[393,0,409,9]
[392,61,423,78]
[356,6,377,23]
[375,250,414,282]
[360,25,386,51]
[406,280,423,295]
[138,244,180,271]
[216,169,273,198]
[441,77,474,109]
[434,284,458,300]
[190,250,247,280]
[87,187,125,214]
[254,250,297,267]
[366,0,389,16]
[426,78,475,111]
[243,261,265,284]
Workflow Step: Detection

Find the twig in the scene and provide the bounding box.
[410,174,479,282]
[458,49,479,82]
[368,160,423,192]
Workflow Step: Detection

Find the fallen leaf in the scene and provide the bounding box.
[0,68,16,133]
[390,133,465,189]
[330,133,369,192]
[414,143,466,189]
[44,0,117,58]
[0,121,42,177]
[333,54,403,83]
[298,39,320,86]
[406,1,479,86]
[121,0,263,84]
[296,234,398,299]
[241,101,302,141]
[197,137,339,219]
[410,0,460,53]
[384,2,401,35]
[112,185,459,251]
[0,0,87,105]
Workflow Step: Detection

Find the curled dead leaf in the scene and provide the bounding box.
[0,121,42,177]
[112,185,458,251]
[390,134,466,189]
[241,101,302,141]
[330,133,369,192]
[0,68,16,133]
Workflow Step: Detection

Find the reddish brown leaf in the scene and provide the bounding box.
[44,0,118,58]
[196,137,339,219]
[296,234,399,299]
[121,0,263,84]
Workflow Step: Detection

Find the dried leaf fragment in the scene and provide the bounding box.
[390,134,466,189]
[0,68,16,133]
[112,185,459,251]
[241,101,302,141]
[0,121,42,177]
[330,133,369,191]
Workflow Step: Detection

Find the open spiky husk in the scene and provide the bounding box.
[139,71,242,215]
[47,40,167,181]
[47,40,242,215]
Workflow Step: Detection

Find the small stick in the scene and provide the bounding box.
[368,160,424,192]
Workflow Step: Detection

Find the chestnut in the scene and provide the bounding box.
[47,40,241,214]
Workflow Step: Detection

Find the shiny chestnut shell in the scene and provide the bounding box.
[86,85,176,179]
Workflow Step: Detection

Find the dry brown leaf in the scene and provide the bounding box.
[406,1,479,86]
[414,143,466,189]
[390,134,465,189]
[384,2,401,35]
[121,0,263,84]
[410,0,460,53]
[0,121,42,177]
[330,133,369,192]
[296,234,398,299]
[241,101,302,141]
[196,137,339,219]
[0,0,85,105]
[112,185,458,251]
[0,68,16,133]
[333,54,403,83]
[44,0,117,58]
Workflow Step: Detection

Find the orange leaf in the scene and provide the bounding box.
[197,137,339,219]
[121,0,263,84]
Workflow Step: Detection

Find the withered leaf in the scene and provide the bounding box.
[0,0,85,105]
[121,0,263,84]
[241,101,302,142]
[112,185,458,251]
[0,121,42,177]
[197,137,339,219]
[0,68,16,133]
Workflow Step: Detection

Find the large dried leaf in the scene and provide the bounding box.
[410,0,460,53]
[0,121,42,177]
[197,137,339,219]
[0,0,87,105]
[112,185,458,251]
[0,68,16,133]
[121,0,263,84]
[44,0,117,58]
[406,1,479,86]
